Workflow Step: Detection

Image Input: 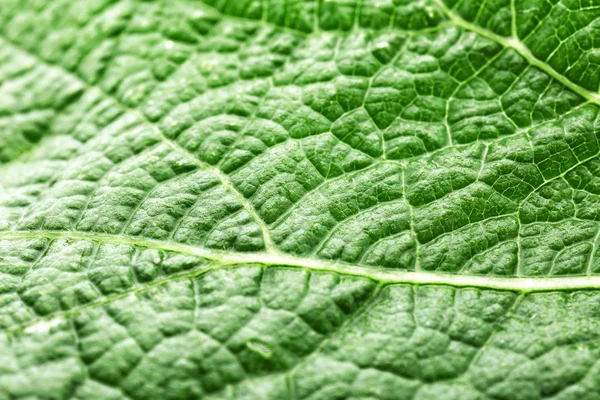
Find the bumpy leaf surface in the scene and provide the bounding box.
[1,0,600,398]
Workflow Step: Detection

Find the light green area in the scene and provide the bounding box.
[1,0,600,398]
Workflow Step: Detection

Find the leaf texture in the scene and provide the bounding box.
[0,0,600,398]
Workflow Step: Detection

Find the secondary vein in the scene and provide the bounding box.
[0,36,277,254]
[432,0,600,106]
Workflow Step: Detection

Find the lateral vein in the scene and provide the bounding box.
[433,0,600,106]
[0,36,276,254]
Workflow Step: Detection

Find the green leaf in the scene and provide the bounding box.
[0,0,599,398]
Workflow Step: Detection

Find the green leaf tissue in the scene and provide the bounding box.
[1,0,600,398]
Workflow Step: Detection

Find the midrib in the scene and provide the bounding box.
[3,230,600,292]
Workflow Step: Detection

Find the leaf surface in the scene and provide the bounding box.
[1,0,600,398]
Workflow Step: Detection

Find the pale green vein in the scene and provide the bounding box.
[3,230,600,292]
[0,36,277,254]
[433,0,600,106]
[129,106,276,252]
[6,260,218,335]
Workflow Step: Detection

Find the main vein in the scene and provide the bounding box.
[3,230,600,292]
